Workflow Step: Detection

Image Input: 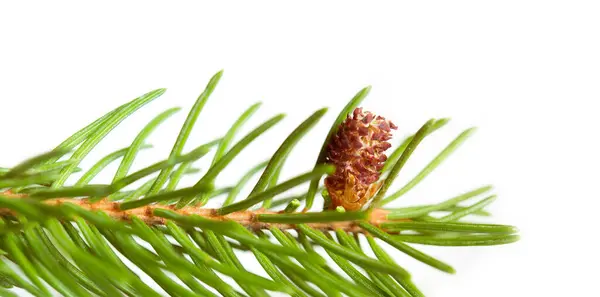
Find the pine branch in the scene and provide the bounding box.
[0,191,392,233]
[0,70,519,297]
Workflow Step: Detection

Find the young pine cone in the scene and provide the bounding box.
[324,107,397,211]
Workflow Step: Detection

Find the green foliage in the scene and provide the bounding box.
[0,71,518,297]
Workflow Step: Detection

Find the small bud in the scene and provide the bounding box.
[284,199,301,213]
[324,107,397,211]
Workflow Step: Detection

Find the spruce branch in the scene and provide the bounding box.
[0,192,392,233]
[0,70,519,297]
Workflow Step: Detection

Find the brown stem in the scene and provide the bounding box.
[0,191,393,232]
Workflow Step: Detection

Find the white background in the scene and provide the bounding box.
[1,1,599,296]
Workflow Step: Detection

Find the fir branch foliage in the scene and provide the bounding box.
[0,70,518,297]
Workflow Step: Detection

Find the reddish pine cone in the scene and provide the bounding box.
[324,107,397,211]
